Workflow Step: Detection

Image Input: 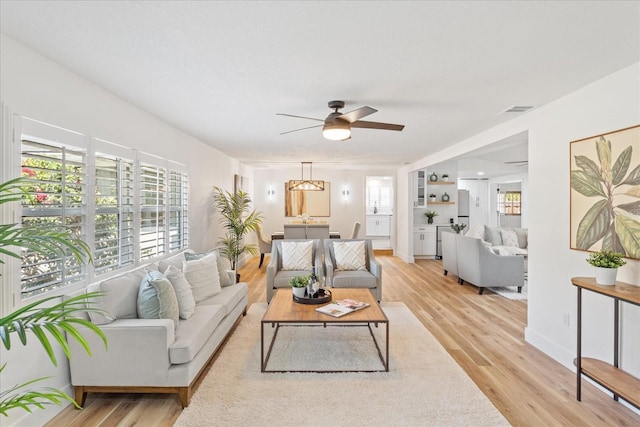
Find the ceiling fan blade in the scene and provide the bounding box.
[276,113,324,122]
[338,106,377,123]
[351,120,405,131]
[280,124,323,135]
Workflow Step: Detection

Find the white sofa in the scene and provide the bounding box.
[65,249,248,407]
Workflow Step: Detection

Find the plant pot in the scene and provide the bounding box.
[594,267,618,286]
[427,217,434,224]
[429,197,436,202]
[292,287,306,298]
[442,176,449,182]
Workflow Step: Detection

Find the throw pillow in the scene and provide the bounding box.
[281,240,313,271]
[164,265,196,319]
[333,240,367,271]
[484,226,503,246]
[183,252,222,302]
[185,249,234,287]
[137,270,179,329]
[513,228,528,249]
[500,228,519,248]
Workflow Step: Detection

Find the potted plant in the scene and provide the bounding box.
[586,250,626,285]
[213,186,263,280]
[424,210,438,224]
[442,173,449,182]
[429,193,437,202]
[290,274,310,298]
[451,223,467,234]
[0,177,106,415]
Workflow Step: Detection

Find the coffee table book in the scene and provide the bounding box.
[316,299,370,318]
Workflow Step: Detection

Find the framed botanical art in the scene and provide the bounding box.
[570,124,640,259]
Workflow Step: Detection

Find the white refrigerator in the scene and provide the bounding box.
[458,189,470,226]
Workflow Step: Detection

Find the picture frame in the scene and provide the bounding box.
[570,124,640,259]
[284,182,331,217]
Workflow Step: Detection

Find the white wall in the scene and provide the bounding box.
[0,35,239,425]
[396,63,640,403]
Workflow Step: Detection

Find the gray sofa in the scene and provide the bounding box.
[66,249,247,407]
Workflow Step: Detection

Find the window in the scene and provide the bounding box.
[13,116,189,302]
[20,139,87,298]
[498,191,521,215]
[366,176,394,211]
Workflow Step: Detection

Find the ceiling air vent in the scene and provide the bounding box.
[501,105,535,114]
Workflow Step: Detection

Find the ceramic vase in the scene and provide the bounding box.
[594,267,618,286]
[292,287,306,298]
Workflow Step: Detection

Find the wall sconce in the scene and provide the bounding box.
[267,186,275,201]
[342,187,350,201]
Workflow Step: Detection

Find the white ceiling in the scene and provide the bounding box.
[1,1,638,170]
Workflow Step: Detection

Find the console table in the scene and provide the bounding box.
[571,277,640,409]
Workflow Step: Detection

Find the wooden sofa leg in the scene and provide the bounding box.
[74,386,87,409]
[259,253,265,268]
[479,288,484,295]
[179,387,191,408]
[444,270,448,276]
[459,279,464,285]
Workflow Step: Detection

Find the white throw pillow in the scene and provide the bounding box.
[281,241,313,271]
[500,228,519,248]
[164,265,196,319]
[333,241,367,271]
[183,252,222,302]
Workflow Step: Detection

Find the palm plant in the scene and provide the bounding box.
[213,186,263,270]
[0,177,106,416]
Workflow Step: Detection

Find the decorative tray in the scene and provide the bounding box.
[293,288,332,305]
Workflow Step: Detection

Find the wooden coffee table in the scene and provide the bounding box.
[261,288,389,373]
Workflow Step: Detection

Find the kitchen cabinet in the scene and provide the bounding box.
[366,215,391,237]
[413,226,436,256]
[413,170,426,207]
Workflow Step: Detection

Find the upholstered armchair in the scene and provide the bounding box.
[266,239,324,303]
[324,239,382,302]
[255,224,272,268]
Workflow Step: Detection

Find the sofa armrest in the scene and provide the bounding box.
[324,253,335,287]
[68,319,175,386]
[479,247,525,287]
[266,247,280,303]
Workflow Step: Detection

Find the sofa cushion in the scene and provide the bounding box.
[138,270,180,329]
[169,304,225,364]
[273,270,309,288]
[156,249,192,274]
[164,265,196,320]
[183,252,221,302]
[484,226,503,246]
[185,249,235,288]
[89,265,158,325]
[331,271,377,289]
[281,240,313,270]
[500,228,519,248]
[198,282,248,316]
[513,227,528,249]
[333,240,366,271]
[465,225,484,240]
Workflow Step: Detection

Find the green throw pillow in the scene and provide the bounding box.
[137,270,179,329]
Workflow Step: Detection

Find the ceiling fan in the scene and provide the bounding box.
[277,100,405,141]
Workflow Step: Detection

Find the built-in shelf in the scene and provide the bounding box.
[427,201,455,205]
[427,181,455,185]
[572,277,640,410]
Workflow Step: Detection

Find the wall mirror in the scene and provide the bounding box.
[284,182,331,217]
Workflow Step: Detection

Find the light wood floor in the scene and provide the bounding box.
[48,253,639,426]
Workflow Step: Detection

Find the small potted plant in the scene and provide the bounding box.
[424,210,438,224]
[290,274,310,298]
[429,193,437,202]
[586,250,626,285]
[442,173,449,182]
[451,223,467,234]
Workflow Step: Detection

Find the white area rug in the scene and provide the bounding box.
[488,283,528,300]
[175,303,509,426]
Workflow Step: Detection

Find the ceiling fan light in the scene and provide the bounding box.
[322,122,351,141]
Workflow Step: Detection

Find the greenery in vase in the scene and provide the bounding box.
[290,275,311,288]
[571,136,640,258]
[0,177,106,416]
[213,186,263,270]
[429,194,436,198]
[451,223,467,233]
[586,250,627,268]
[424,210,438,219]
